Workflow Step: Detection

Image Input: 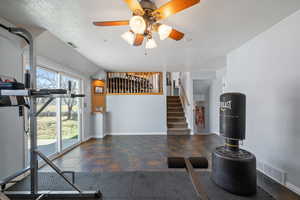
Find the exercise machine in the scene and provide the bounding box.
[211,93,257,196]
[0,25,102,199]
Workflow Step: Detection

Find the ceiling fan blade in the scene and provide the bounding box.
[133,34,144,46]
[169,29,184,41]
[93,20,129,26]
[123,0,145,15]
[152,0,200,20]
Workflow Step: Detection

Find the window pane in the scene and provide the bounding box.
[61,75,80,149]
[36,67,58,156]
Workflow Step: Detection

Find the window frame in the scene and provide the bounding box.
[24,64,84,166]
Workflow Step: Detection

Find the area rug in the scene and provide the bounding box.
[8,171,275,200]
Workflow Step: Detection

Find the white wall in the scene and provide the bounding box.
[0,19,25,179]
[105,95,167,135]
[104,72,167,135]
[226,10,300,190]
[180,72,194,133]
[209,69,225,134]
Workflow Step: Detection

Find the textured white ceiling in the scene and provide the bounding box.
[36,31,100,76]
[0,0,300,72]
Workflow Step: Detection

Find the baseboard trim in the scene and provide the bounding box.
[286,182,300,196]
[257,161,300,196]
[106,132,167,136]
[90,136,105,139]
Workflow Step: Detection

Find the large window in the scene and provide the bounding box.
[61,75,81,149]
[36,67,58,156]
[34,67,82,157]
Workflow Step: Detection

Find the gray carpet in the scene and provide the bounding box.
[8,172,274,200]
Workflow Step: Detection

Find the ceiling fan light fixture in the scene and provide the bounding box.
[146,38,157,49]
[129,16,146,34]
[158,24,172,40]
[121,31,135,45]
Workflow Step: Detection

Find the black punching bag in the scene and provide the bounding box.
[212,93,257,196]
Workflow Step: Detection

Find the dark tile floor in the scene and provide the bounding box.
[41,135,300,200]
[42,135,221,172]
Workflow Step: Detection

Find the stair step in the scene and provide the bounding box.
[168,121,187,125]
[167,103,182,108]
[168,111,184,114]
[168,123,188,128]
[168,106,183,110]
[167,118,186,123]
[166,96,190,135]
[167,116,185,119]
[167,128,190,135]
[167,99,181,102]
[167,112,185,117]
[168,109,184,113]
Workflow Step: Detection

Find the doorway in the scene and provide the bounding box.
[193,80,211,134]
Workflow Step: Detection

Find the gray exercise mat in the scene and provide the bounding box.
[8,171,275,200]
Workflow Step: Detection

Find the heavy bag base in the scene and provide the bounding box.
[211,146,257,196]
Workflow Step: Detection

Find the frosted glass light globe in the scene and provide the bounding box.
[121,31,135,45]
[146,38,157,49]
[129,16,146,34]
[158,24,172,40]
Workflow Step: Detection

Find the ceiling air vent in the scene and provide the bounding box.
[67,42,77,49]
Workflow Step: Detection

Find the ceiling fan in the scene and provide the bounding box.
[93,0,200,49]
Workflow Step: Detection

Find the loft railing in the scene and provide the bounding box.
[107,72,163,95]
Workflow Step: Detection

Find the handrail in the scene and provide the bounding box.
[179,80,191,106]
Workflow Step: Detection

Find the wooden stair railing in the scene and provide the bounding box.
[107,72,163,95]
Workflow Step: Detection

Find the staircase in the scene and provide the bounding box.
[167,96,190,135]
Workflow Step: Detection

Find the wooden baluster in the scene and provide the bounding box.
[108,73,111,94]
[107,73,109,94]
[147,73,149,94]
[108,73,110,94]
[121,73,124,93]
[125,73,127,93]
[135,76,137,93]
[112,73,115,94]
[154,73,156,93]
[142,73,146,93]
[154,73,157,93]
[147,73,149,93]
[157,72,159,93]
[131,74,133,94]
[114,73,116,94]
[135,74,137,93]
[111,73,113,94]
[151,74,153,93]
[118,73,120,93]
[110,73,112,94]
[123,73,125,93]
[129,74,131,94]
[131,75,133,93]
[160,72,163,93]
[130,74,133,93]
